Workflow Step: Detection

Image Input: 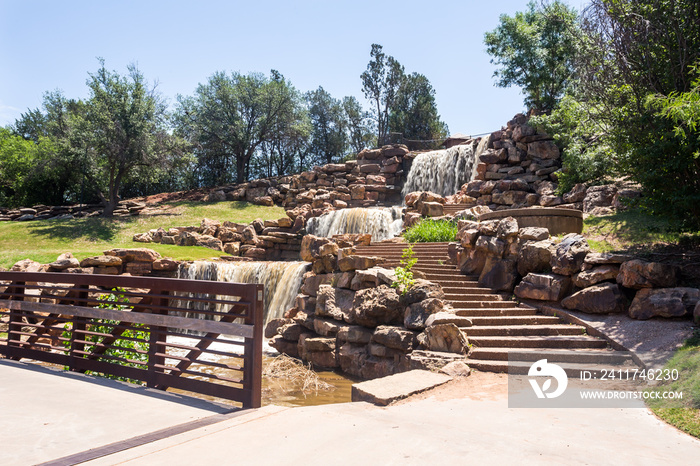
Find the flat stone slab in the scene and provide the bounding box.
[351,370,452,406]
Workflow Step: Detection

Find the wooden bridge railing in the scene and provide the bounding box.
[0,271,264,409]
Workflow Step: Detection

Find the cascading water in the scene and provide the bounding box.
[306,206,403,242]
[177,261,309,326]
[402,142,479,198]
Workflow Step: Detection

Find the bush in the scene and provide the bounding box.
[404,218,457,243]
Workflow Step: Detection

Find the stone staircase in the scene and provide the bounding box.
[354,241,635,375]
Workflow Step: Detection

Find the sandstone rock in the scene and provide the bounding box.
[527,140,560,159]
[583,185,617,213]
[94,266,120,275]
[269,335,301,358]
[420,201,444,217]
[303,337,336,353]
[479,257,517,292]
[104,248,161,263]
[243,247,267,260]
[337,255,383,272]
[338,343,368,377]
[550,234,590,275]
[440,361,472,377]
[316,285,355,322]
[573,265,619,288]
[402,279,445,305]
[514,273,572,301]
[418,324,469,354]
[424,312,473,328]
[195,235,224,251]
[80,255,123,267]
[517,240,553,276]
[337,325,374,344]
[200,218,221,236]
[152,258,179,271]
[617,260,678,289]
[314,317,345,337]
[48,257,81,270]
[265,318,289,338]
[223,242,241,256]
[496,217,519,240]
[351,285,403,327]
[133,232,153,243]
[405,350,467,371]
[404,298,446,330]
[628,287,700,320]
[125,262,152,275]
[300,235,334,262]
[563,183,587,203]
[561,282,627,314]
[584,252,633,266]
[300,272,333,297]
[371,326,418,352]
[11,259,44,272]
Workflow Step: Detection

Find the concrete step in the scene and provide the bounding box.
[469,335,609,349]
[469,348,634,364]
[445,295,506,303]
[468,315,563,326]
[455,308,539,316]
[462,324,586,337]
[466,359,636,377]
[442,286,497,295]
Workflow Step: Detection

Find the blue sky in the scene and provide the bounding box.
[0,0,581,136]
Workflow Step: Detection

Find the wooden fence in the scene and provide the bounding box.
[0,271,264,408]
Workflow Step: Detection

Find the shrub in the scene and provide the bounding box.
[391,244,417,295]
[404,218,457,243]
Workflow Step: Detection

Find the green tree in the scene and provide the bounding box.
[81,61,175,216]
[361,44,405,146]
[342,96,373,156]
[484,1,578,114]
[389,72,449,145]
[306,86,347,165]
[176,70,300,185]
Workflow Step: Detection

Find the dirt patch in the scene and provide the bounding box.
[394,370,508,405]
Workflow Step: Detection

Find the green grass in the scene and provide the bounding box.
[583,208,700,252]
[0,201,286,269]
[404,218,458,243]
[646,332,700,438]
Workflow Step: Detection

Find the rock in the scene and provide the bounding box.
[104,248,161,263]
[302,337,336,353]
[133,232,153,243]
[200,218,221,236]
[48,257,81,270]
[371,326,418,352]
[243,247,267,260]
[300,235,335,262]
[402,279,445,305]
[351,370,451,405]
[517,240,553,276]
[514,273,572,301]
[563,183,587,203]
[584,252,633,266]
[337,326,374,344]
[338,343,368,377]
[80,255,123,267]
[418,324,469,354]
[561,283,627,314]
[316,285,355,322]
[550,234,590,275]
[314,318,344,337]
[440,361,471,377]
[223,242,241,256]
[264,318,288,338]
[583,185,617,213]
[617,260,678,289]
[573,265,619,288]
[125,262,152,275]
[337,255,383,272]
[195,235,224,251]
[269,335,301,358]
[479,257,517,292]
[628,287,700,320]
[496,217,519,240]
[152,258,179,271]
[404,298,446,330]
[424,312,473,328]
[519,227,550,241]
[527,140,560,159]
[419,201,444,217]
[351,285,403,327]
[404,350,467,371]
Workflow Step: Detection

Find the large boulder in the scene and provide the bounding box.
[514,273,571,301]
[617,260,678,289]
[628,287,700,320]
[351,285,403,327]
[404,298,446,330]
[572,265,619,288]
[517,240,553,277]
[550,234,590,275]
[401,279,445,305]
[479,257,518,292]
[104,248,161,262]
[561,283,627,314]
[300,235,334,262]
[371,326,418,353]
[316,285,355,323]
[418,324,469,354]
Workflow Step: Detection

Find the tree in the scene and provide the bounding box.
[389,72,449,145]
[82,61,174,216]
[342,96,374,156]
[306,86,347,165]
[176,70,301,185]
[361,44,405,146]
[484,1,579,114]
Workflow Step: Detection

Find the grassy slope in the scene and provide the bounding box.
[0,201,286,269]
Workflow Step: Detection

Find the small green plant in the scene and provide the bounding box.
[404,218,458,243]
[63,287,150,384]
[392,244,417,295]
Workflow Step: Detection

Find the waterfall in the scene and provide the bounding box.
[306,206,403,242]
[177,261,309,325]
[402,142,478,198]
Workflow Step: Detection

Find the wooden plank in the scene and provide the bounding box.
[0,300,254,338]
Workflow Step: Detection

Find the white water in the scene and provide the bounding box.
[402,143,478,198]
[177,261,309,325]
[306,206,403,242]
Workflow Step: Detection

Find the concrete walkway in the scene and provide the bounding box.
[2,360,699,465]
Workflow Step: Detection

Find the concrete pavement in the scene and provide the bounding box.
[2,359,699,465]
